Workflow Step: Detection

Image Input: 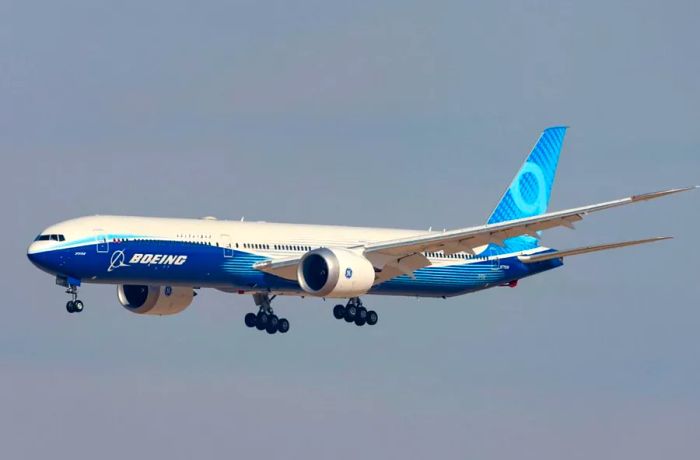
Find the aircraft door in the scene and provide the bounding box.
[488,246,500,270]
[221,234,233,258]
[96,233,109,253]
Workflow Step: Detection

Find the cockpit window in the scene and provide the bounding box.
[35,234,65,242]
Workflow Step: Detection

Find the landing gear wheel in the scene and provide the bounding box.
[256,312,269,330]
[354,307,367,326]
[250,293,289,335]
[244,312,257,328]
[64,285,82,313]
[277,318,290,333]
[345,305,357,322]
[366,310,378,326]
[357,307,367,321]
[333,304,345,319]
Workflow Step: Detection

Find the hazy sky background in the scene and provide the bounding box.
[1,1,699,458]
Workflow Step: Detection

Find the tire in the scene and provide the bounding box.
[357,307,367,321]
[66,301,75,313]
[73,300,84,313]
[277,318,290,333]
[256,312,269,330]
[366,310,378,326]
[266,323,277,334]
[244,313,257,328]
[354,316,366,326]
[269,315,279,328]
[333,304,345,319]
[345,305,357,322]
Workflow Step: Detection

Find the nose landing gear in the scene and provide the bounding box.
[244,293,289,335]
[65,285,84,314]
[333,298,377,327]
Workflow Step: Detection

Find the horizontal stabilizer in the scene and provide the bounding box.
[517,237,672,263]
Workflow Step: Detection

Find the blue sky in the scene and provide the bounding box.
[1,1,699,458]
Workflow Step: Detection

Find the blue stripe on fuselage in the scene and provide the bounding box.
[29,239,562,296]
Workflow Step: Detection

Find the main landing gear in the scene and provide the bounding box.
[244,293,289,335]
[333,297,378,327]
[65,285,84,314]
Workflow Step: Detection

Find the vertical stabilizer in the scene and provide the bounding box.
[487,126,567,252]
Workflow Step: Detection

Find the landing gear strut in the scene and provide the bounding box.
[65,285,84,314]
[244,293,289,335]
[333,297,377,327]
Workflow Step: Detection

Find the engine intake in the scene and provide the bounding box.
[297,248,375,298]
[117,285,194,315]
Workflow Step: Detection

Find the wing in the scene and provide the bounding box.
[254,187,696,282]
[253,256,299,280]
[517,236,672,263]
[364,187,694,281]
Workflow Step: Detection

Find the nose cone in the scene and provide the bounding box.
[27,242,58,273]
[27,242,40,264]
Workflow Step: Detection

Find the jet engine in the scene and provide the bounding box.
[297,248,375,298]
[117,285,194,315]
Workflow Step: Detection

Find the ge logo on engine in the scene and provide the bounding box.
[164,286,173,296]
[345,268,353,279]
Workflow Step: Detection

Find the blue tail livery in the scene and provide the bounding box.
[486,126,567,253]
[488,126,567,224]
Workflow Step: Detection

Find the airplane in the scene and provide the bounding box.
[27,127,696,335]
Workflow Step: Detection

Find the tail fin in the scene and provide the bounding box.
[488,126,568,224]
[487,126,568,252]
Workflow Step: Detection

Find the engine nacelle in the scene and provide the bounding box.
[297,248,375,298]
[117,285,194,316]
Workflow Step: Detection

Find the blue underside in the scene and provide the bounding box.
[30,240,563,297]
